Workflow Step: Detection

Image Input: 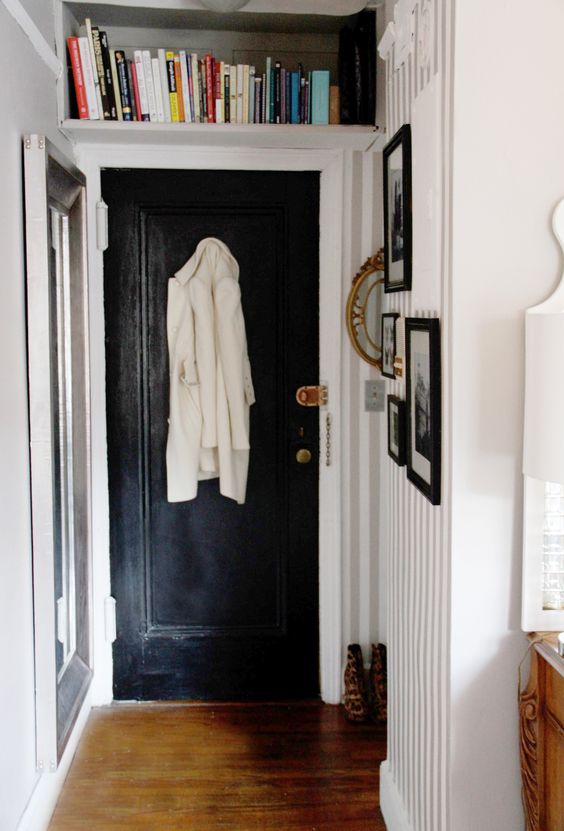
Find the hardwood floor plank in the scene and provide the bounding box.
[49,702,386,830]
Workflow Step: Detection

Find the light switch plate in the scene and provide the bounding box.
[365,380,386,412]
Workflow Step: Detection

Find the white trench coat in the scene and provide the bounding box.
[166,238,255,504]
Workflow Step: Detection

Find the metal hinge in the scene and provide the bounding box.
[296,385,328,408]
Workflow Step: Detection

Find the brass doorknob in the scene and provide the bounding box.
[296,448,312,464]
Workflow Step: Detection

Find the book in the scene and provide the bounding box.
[67,36,89,119]
[290,71,300,124]
[191,53,201,122]
[280,66,287,124]
[214,61,223,124]
[91,27,111,119]
[265,57,271,124]
[157,49,171,122]
[78,36,100,119]
[84,18,103,118]
[109,49,123,119]
[165,51,179,122]
[229,65,237,124]
[236,64,244,124]
[269,62,276,123]
[310,70,330,124]
[248,65,255,124]
[329,85,340,124]
[242,64,250,124]
[261,72,267,123]
[133,51,150,120]
[99,31,118,119]
[254,76,262,124]
[223,63,231,124]
[129,59,141,120]
[274,61,281,124]
[151,57,165,122]
[173,54,185,121]
[114,50,132,120]
[179,50,191,123]
[205,55,215,123]
[186,53,195,123]
[199,59,207,121]
[142,50,158,122]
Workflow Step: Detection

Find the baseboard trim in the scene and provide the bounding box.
[17,692,92,831]
[380,760,415,831]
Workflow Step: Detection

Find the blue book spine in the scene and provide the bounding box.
[290,71,300,124]
[310,70,330,125]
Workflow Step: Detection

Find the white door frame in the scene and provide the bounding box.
[78,143,344,705]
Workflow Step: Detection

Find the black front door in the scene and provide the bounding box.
[103,168,320,700]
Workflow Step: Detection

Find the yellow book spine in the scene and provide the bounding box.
[165,51,179,123]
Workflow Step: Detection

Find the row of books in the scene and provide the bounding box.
[67,19,332,125]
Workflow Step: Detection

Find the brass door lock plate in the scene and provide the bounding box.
[296,385,328,407]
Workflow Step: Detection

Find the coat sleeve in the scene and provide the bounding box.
[188,277,217,448]
[214,277,253,450]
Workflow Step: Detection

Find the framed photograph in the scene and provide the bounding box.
[383,124,412,293]
[387,395,406,466]
[381,312,399,379]
[405,318,441,505]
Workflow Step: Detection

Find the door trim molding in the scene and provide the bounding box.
[79,143,344,705]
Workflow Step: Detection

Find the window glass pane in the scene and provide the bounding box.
[543,481,564,610]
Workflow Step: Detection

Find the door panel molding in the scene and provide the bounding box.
[80,144,343,705]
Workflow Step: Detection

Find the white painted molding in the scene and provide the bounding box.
[16,691,92,831]
[1,0,61,78]
[377,0,417,68]
[380,761,415,831]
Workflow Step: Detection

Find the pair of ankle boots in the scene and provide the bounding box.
[343,642,387,723]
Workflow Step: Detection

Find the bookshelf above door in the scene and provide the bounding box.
[55,0,385,139]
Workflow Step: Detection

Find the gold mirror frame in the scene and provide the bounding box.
[346,249,385,367]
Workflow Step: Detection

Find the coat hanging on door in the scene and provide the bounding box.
[166,237,255,505]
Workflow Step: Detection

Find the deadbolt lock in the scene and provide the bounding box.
[296,448,312,464]
[296,385,328,407]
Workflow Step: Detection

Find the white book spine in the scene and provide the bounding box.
[157,49,171,122]
[179,50,192,123]
[190,53,201,123]
[242,64,250,124]
[134,50,150,120]
[84,19,103,118]
[248,65,255,124]
[142,50,158,122]
[151,58,165,122]
[78,36,99,119]
[236,64,244,125]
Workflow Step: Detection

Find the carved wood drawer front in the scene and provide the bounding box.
[544,663,564,831]
[546,662,564,726]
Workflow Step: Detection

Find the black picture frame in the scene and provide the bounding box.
[381,312,399,379]
[387,395,406,466]
[405,318,441,505]
[383,124,412,293]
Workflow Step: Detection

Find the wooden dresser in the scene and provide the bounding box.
[520,635,564,830]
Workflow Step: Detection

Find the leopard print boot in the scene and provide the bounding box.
[368,642,387,724]
[343,643,369,722]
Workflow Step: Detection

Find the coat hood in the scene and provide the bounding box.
[174,237,240,287]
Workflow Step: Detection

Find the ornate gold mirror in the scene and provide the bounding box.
[346,249,385,367]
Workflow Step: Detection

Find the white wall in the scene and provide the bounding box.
[0,2,75,829]
[449,1,564,828]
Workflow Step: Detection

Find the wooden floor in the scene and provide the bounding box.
[49,702,386,830]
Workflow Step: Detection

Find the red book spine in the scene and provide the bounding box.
[67,36,89,119]
[205,55,215,123]
[130,59,142,122]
